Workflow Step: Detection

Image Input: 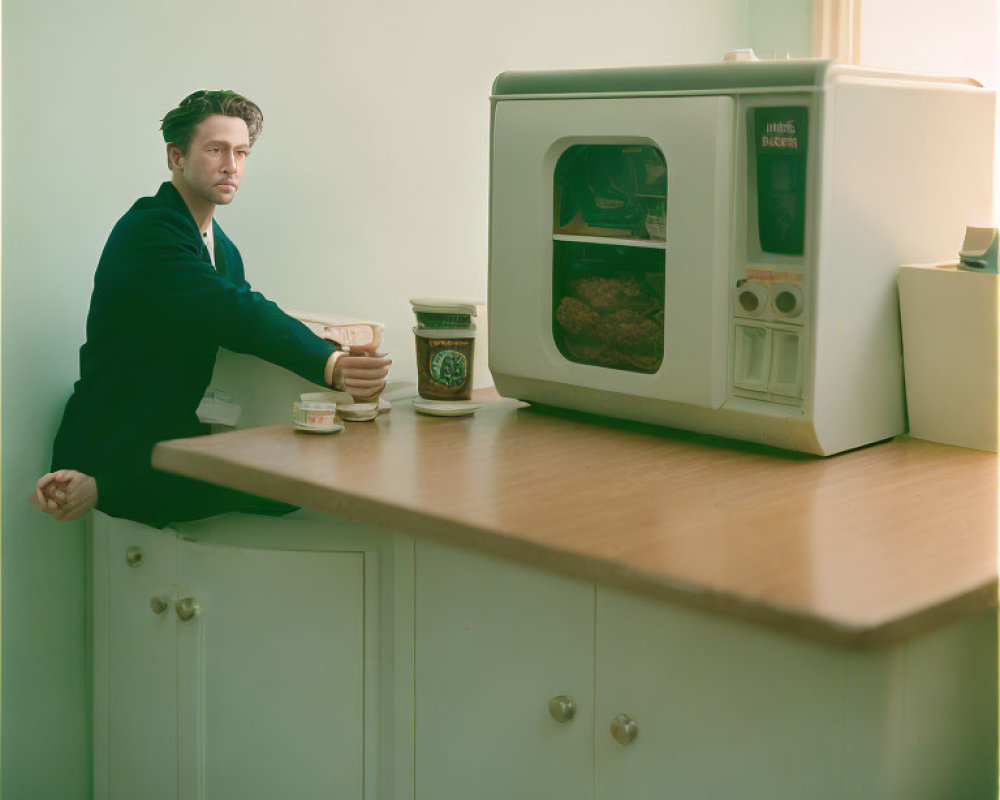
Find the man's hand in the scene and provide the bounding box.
[333,347,392,401]
[27,470,98,522]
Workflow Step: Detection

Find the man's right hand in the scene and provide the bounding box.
[28,469,98,522]
[332,347,392,401]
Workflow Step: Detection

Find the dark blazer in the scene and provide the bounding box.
[52,181,337,520]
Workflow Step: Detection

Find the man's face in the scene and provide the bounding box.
[169,114,250,206]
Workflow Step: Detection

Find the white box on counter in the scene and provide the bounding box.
[898,263,999,452]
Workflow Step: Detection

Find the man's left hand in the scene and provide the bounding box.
[28,469,98,522]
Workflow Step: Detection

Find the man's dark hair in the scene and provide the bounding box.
[161,90,263,153]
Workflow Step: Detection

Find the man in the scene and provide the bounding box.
[30,90,391,527]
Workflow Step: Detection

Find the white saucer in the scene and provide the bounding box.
[339,402,380,422]
[413,399,481,417]
[293,422,345,434]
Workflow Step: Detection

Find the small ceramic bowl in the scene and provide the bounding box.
[293,393,339,431]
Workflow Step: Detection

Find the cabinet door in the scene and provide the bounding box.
[414,540,594,800]
[176,539,365,800]
[93,513,178,800]
[595,588,846,800]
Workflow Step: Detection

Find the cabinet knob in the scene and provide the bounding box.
[611,713,638,745]
[175,596,198,621]
[548,695,577,723]
[125,547,144,568]
[150,595,170,615]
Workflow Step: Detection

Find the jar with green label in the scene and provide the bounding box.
[413,327,476,401]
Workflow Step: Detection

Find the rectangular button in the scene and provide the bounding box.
[768,330,803,397]
[733,325,770,391]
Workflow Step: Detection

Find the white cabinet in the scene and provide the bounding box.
[414,539,997,800]
[595,589,996,800]
[414,540,594,800]
[93,513,178,800]
[92,510,411,800]
[94,518,996,799]
[175,539,363,799]
[594,588,845,799]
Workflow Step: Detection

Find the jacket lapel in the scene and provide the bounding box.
[155,182,229,277]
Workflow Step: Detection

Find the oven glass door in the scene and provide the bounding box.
[491,95,735,408]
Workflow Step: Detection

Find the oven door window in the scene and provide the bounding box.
[552,144,666,374]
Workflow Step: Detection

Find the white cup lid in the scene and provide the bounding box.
[409,298,482,315]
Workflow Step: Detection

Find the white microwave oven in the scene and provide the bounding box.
[487,60,995,455]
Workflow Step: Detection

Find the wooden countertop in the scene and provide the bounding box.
[153,389,998,648]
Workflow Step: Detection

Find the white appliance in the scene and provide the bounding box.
[487,60,995,455]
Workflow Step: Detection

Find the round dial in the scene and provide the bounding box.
[772,283,804,318]
[733,281,768,318]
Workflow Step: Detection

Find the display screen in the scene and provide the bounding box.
[753,106,808,256]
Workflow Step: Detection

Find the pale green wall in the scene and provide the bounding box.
[2,1,809,796]
[749,0,814,58]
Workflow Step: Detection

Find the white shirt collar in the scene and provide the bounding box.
[202,226,215,268]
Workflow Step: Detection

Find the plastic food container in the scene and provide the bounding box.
[416,311,474,329]
[410,298,479,330]
[293,392,339,431]
[413,327,476,401]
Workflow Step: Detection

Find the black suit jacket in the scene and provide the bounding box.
[52,182,337,520]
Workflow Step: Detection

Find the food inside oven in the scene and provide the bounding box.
[552,241,665,374]
[554,144,667,240]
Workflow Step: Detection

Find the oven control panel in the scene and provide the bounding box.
[729,100,812,408]
[730,267,807,405]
